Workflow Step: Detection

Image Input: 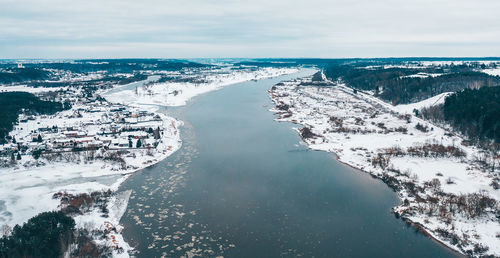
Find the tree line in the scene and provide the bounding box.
[443,86,500,143]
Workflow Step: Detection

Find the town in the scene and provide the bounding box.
[0,90,173,170]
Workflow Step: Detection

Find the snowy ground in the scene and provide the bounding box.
[70,190,133,257]
[269,72,499,257]
[482,68,500,77]
[0,85,67,93]
[401,72,445,79]
[393,92,453,114]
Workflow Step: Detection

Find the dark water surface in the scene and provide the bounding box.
[120,70,459,257]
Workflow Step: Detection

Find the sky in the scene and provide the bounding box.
[1,0,499,59]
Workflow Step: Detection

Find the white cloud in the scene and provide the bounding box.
[0,0,499,58]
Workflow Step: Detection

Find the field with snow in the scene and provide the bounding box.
[269,73,499,257]
[0,85,67,93]
[394,92,453,114]
[482,68,500,77]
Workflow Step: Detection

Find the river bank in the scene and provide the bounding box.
[269,72,499,257]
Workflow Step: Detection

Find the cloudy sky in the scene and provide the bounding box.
[1,0,499,58]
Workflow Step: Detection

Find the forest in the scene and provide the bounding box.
[0,211,75,258]
[443,86,500,143]
[0,67,52,84]
[0,92,65,143]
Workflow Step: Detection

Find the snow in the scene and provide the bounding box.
[73,190,133,258]
[269,72,500,256]
[393,92,453,114]
[420,61,500,66]
[482,68,500,77]
[401,72,444,78]
[0,85,67,93]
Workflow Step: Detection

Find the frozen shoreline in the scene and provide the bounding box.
[269,72,499,257]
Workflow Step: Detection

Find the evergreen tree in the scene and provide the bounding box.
[32,149,41,160]
[0,211,75,257]
[136,139,142,148]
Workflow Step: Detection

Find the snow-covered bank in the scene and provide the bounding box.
[104,67,298,107]
[69,190,133,257]
[269,72,499,257]
[0,110,181,228]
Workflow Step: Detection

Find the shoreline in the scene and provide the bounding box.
[296,132,464,257]
[279,114,464,256]
[268,72,499,257]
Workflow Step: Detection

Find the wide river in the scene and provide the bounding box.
[119,70,459,257]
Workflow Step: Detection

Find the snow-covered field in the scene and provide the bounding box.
[401,72,445,79]
[104,67,298,107]
[420,61,500,66]
[269,72,499,257]
[394,92,453,114]
[0,85,67,93]
[482,68,500,77]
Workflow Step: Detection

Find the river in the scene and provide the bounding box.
[119,70,459,257]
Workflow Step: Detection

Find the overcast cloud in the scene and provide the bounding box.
[1,0,499,58]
